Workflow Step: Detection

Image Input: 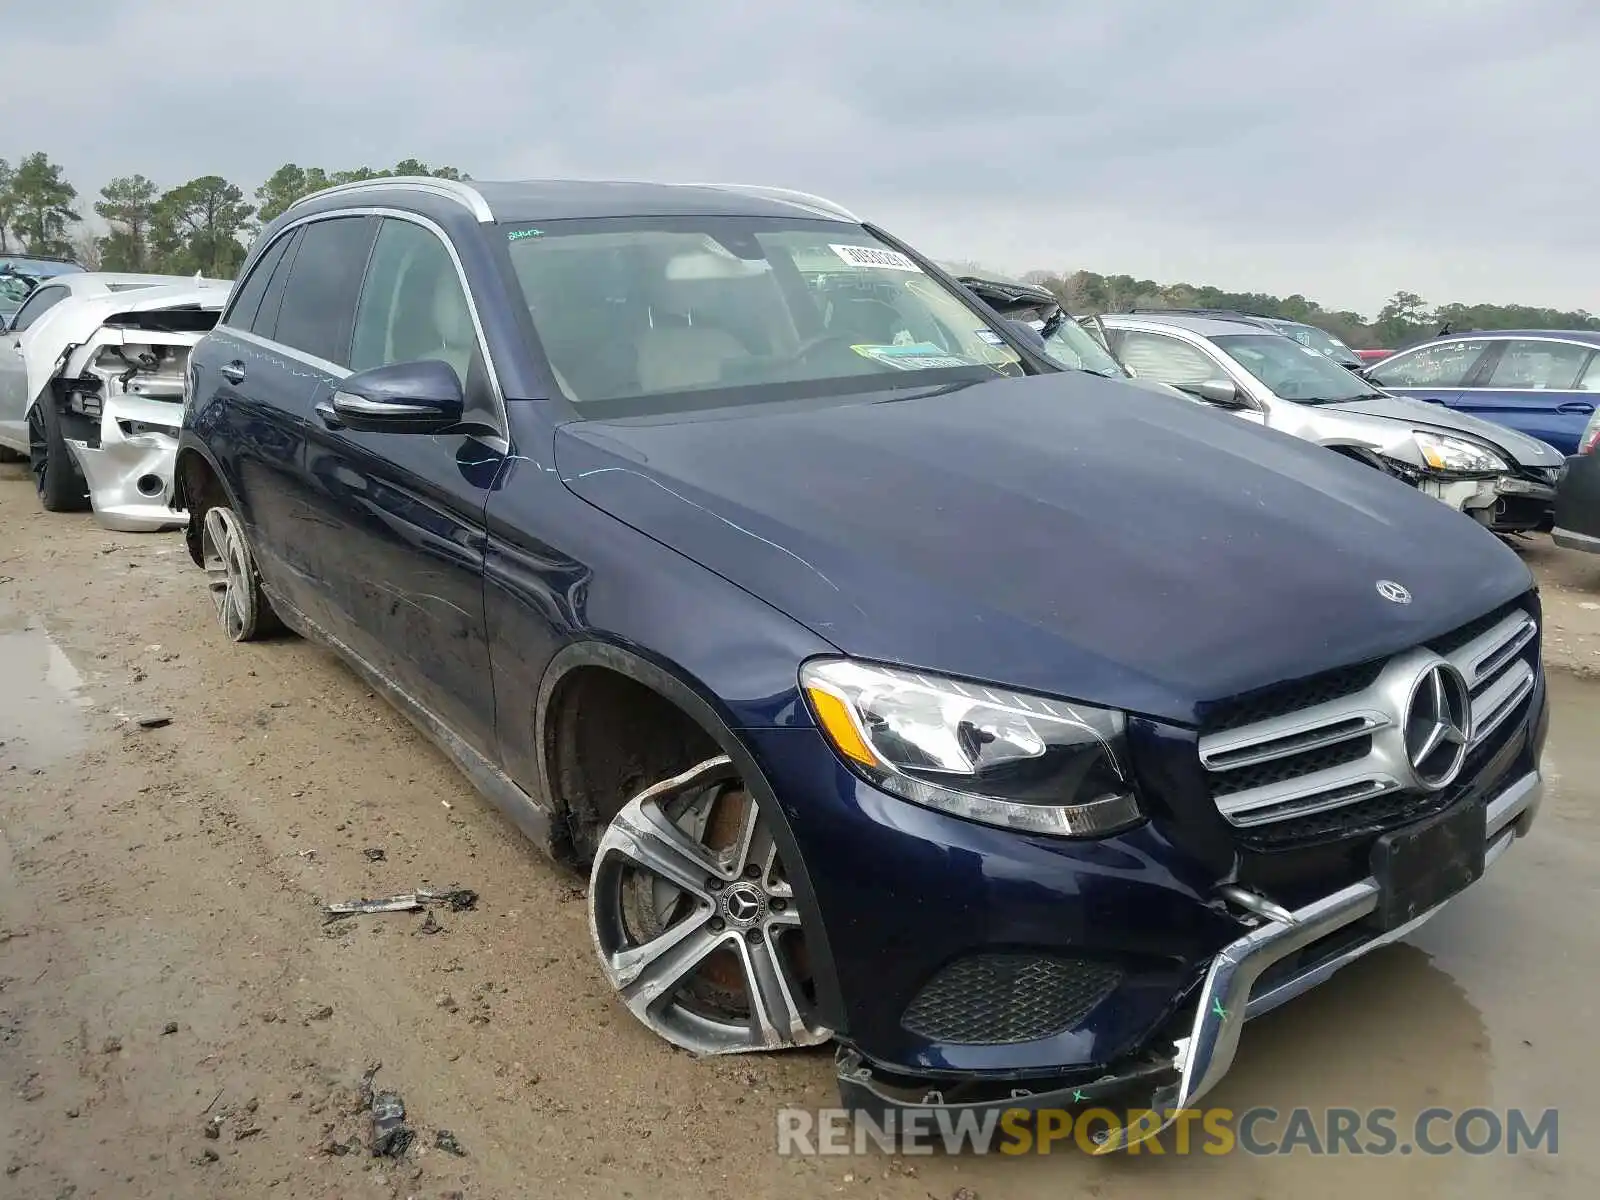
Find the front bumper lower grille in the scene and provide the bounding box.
[1198,600,1538,834]
[901,954,1122,1045]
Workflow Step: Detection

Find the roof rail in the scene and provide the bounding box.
[683,182,860,223]
[286,176,495,223]
[1125,306,1279,327]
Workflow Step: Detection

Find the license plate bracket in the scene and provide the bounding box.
[1369,801,1486,931]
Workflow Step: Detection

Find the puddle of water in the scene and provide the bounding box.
[0,625,93,771]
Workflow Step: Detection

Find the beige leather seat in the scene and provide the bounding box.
[634,322,744,393]
[426,273,476,384]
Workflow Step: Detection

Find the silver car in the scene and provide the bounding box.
[1094,311,1564,533]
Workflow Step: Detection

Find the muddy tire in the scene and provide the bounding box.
[27,402,90,512]
[200,505,282,641]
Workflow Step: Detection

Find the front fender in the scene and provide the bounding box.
[532,638,849,1033]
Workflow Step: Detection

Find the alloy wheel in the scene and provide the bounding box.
[200,507,258,641]
[589,755,832,1055]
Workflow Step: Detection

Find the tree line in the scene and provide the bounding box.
[2,149,1594,349]
[1022,270,1600,350]
[0,151,464,278]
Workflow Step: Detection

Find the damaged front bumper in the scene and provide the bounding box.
[836,767,1541,1153]
[1418,472,1556,533]
[64,395,186,532]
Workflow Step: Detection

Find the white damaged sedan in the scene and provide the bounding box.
[0,273,231,530]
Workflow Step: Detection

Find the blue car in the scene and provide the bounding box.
[171,177,1546,1151]
[0,254,85,327]
[1363,329,1600,455]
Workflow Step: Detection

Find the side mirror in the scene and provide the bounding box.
[1180,378,1250,409]
[328,360,464,435]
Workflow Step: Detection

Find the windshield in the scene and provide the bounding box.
[1040,317,1126,377]
[503,217,1024,415]
[1273,320,1359,363]
[1212,333,1378,403]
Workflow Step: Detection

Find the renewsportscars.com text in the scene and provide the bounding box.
[776,1106,1559,1157]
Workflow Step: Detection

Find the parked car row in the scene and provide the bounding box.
[44,175,1536,1154]
[1087,309,1565,534]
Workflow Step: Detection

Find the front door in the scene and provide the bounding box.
[284,215,505,759]
[0,283,72,449]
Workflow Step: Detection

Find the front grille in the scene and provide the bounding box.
[901,954,1122,1045]
[1198,599,1538,840]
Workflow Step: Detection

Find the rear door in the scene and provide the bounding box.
[1364,336,1494,413]
[193,223,331,626]
[1452,337,1596,454]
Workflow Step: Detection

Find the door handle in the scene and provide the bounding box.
[219,361,246,385]
[1557,402,1595,415]
[314,400,345,430]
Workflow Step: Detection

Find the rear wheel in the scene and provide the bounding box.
[200,505,281,641]
[27,403,89,512]
[588,755,831,1055]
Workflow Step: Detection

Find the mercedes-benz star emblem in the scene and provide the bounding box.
[721,882,766,928]
[1403,662,1472,789]
[1376,579,1412,605]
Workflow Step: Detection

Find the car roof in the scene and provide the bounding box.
[286,176,862,225]
[1420,328,1600,347]
[1099,311,1272,338]
[43,272,222,295]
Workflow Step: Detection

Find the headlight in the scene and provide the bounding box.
[1412,430,1508,474]
[800,658,1144,837]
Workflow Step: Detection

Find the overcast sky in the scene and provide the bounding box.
[5,0,1596,316]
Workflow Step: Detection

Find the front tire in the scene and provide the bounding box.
[200,505,281,641]
[588,756,831,1056]
[27,402,89,512]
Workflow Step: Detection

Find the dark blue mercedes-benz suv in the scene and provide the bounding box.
[171,177,1546,1150]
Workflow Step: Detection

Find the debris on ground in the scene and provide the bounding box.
[133,713,172,730]
[161,1021,178,1035]
[417,911,444,936]
[435,1129,467,1156]
[323,889,478,921]
[100,1036,121,1053]
[307,1004,334,1022]
[370,1090,412,1158]
[363,847,386,862]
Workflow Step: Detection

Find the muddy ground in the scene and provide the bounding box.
[1,462,1597,1200]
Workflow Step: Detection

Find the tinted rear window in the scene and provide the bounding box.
[224,234,293,331]
[272,216,378,367]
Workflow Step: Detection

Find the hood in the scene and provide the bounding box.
[1327,392,1564,468]
[556,372,1532,724]
[19,283,227,409]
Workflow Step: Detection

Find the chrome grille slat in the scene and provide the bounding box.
[1199,706,1387,771]
[1219,772,1402,826]
[1468,660,1535,750]
[1200,606,1539,832]
[1446,612,1537,689]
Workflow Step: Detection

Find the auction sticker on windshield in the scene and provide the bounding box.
[852,342,973,370]
[830,244,922,272]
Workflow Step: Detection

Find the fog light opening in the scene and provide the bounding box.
[136,474,164,497]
